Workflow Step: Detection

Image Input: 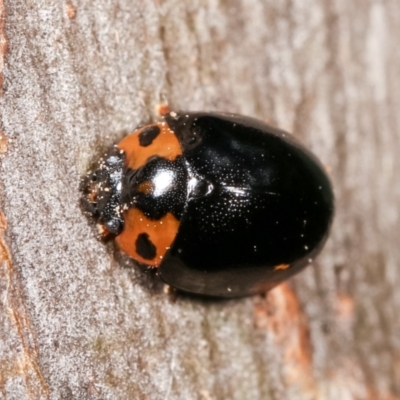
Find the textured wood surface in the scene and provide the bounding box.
[1,1,400,399]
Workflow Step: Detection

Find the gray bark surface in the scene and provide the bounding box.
[1,1,400,399]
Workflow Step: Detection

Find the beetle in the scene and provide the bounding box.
[80,111,334,297]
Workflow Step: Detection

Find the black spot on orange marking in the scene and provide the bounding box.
[115,208,180,267]
[139,125,161,147]
[136,233,157,260]
[118,123,182,170]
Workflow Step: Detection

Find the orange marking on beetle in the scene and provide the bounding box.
[274,263,290,271]
[137,180,154,195]
[118,123,182,170]
[115,208,180,267]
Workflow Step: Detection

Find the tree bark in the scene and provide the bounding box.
[1,0,399,399]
